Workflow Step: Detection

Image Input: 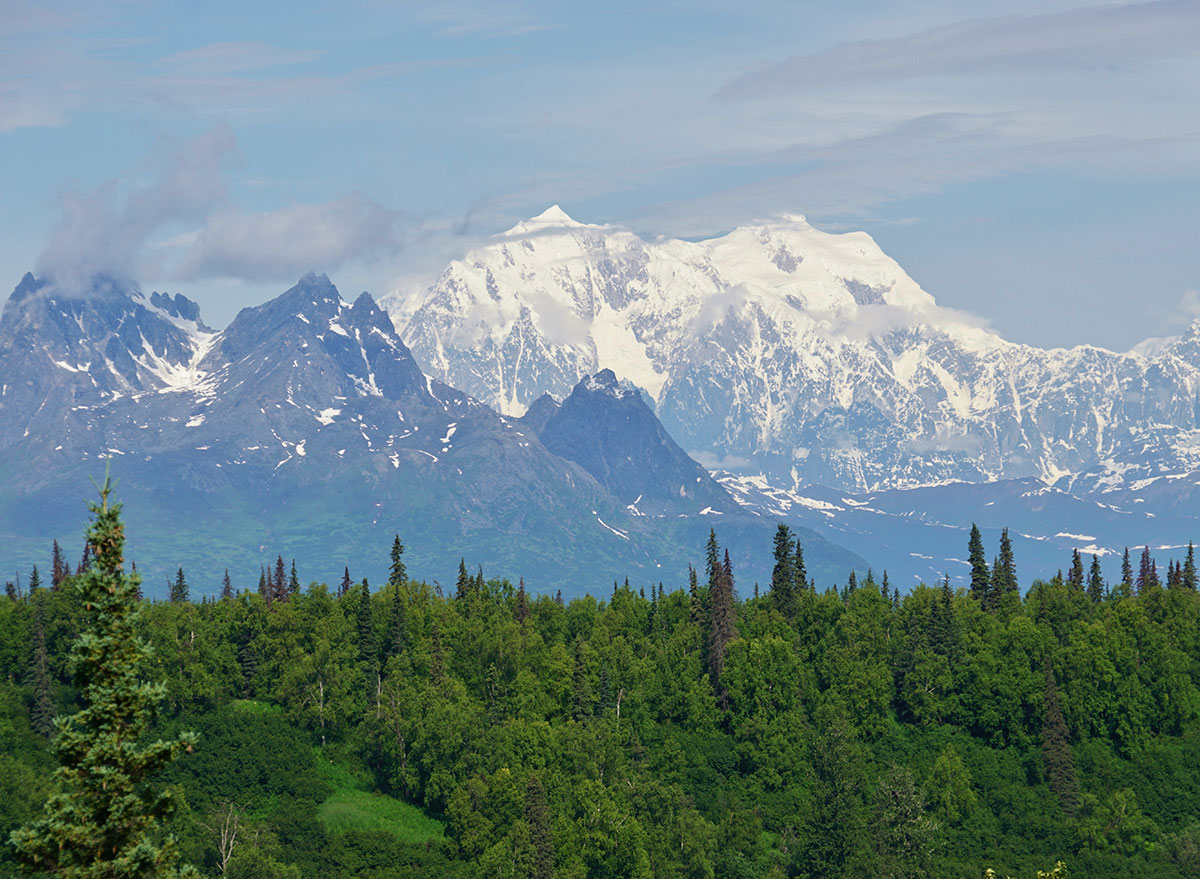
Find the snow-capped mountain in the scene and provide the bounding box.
[0,272,862,595]
[386,208,1200,494]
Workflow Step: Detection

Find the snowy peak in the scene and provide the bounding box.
[0,273,214,409]
[388,211,1200,493]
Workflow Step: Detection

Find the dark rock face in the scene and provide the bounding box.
[536,369,734,516]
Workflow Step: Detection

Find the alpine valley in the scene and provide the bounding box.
[3,208,1199,595]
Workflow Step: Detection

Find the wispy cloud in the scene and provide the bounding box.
[36,126,237,290]
[720,0,1200,99]
[34,127,410,290]
[175,194,408,283]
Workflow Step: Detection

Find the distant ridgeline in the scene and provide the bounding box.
[3,509,1199,878]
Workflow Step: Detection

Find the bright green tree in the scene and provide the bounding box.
[10,477,199,878]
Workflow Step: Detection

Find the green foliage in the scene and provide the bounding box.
[9,478,199,878]
[5,513,1200,878]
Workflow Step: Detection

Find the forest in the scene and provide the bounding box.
[2,497,1200,879]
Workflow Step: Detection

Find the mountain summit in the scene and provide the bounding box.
[386,210,1200,493]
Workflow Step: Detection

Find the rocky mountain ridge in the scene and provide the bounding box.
[385,208,1200,494]
[0,272,861,595]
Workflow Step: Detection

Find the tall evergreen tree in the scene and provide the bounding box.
[76,541,92,577]
[1087,555,1105,603]
[967,524,991,608]
[794,537,808,595]
[220,569,233,601]
[340,566,352,598]
[28,565,41,594]
[1120,547,1133,595]
[169,567,189,603]
[386,585,409,660]
[272,555,288,604]
[1136,546,1159,593]
[257,566,268,600]
[514,577,530,624]
[1041,662,1079,816]
[358,579,377,670]
[770,524,796,621]
[288,559,300,596]
[389,535,406,586]
[28,592,55,738]
[455,559,471,602]
[705,529,721,591]
[1185,542,1198,590]
[707,548,737,697]
[992,527,1018,597]
[1068,549,1085,592]
[51,539,66,590]
[10,477,199,878]
[525,775,554,879]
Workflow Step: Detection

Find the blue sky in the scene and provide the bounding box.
[2,0,1198,349]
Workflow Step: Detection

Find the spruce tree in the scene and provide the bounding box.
[1136,546,1158,593]
[1068,549,1085,592]
[288,560,300,596]
[51,540,66,590]
[1041,662,1079,816]
[220,569,233,600]
[525,775,554,879]
[386,585,409,660]
[272,555,288,604]
[77,541,92,577]
[1087,555,1105,603]
[1120,547,1133,595]
[169,567,189,603]
[357,579,376,671]
[846,570,857,594]
[881,570,890,599]
[1185,542,1197,590]
[340,566,352,598]
[793,537,808,595]
[705,529,721,591]
[10,477,199,878]
[28,592,55,738]
[993,527,1018,597]
[770,524,796,620]
[257,566,268,600]
[967,524,990,607]
[388,535,406,586]
[28,565,41,593]
[455,559,471,601]
[514,577,530,624]
[707,549,737,698]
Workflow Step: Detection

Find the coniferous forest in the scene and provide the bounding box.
[3,496,1200,878]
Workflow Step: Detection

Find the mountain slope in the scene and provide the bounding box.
[0,273,864,596]
[386,209,1200,494]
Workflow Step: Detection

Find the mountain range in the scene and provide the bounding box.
[0,271,858,597]
[4,207,1200,594]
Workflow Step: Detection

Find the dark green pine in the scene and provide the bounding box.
[770,523,796,621]
[967,524,991,608]
[1087,555,1105,603]
[388,534,407,587]
[10,476,200,878]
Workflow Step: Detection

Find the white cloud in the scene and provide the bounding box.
[175,194,407,283]
[35,126,236,291]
